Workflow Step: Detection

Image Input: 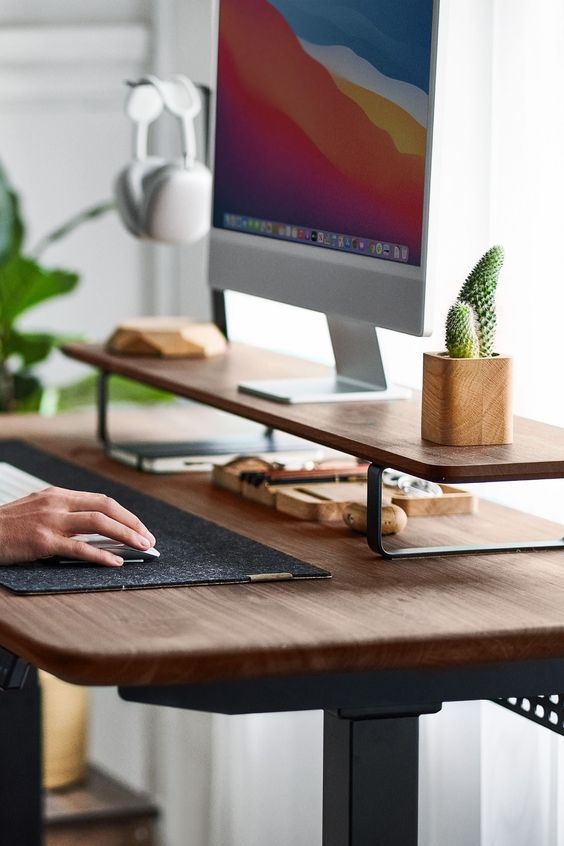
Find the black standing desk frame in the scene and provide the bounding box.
[120,656,564,846]
[367,463,564,559]
[5,652,564,846]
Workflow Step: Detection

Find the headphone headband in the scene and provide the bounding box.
[124,81,164,161]
[134,75,202,168]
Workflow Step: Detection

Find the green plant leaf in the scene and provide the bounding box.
[55,374,99,410]
[108,376,175,406]
[0,256,78,327]
[5,330,71,367]
[56,374,174,412]
[32,200,114,259]
[0,166,24,266]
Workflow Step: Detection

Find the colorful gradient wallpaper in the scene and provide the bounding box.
[213,0,434,265]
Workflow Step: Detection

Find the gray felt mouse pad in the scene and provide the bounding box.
[0,441,331,594]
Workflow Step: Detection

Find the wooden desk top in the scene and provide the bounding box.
[64,342,564,484]
[0,410,564,688]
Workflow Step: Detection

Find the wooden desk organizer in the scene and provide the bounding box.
[388,484,477,517]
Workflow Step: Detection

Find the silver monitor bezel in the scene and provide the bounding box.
[208,0,441,337]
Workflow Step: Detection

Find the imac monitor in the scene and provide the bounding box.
[209,0,439,403]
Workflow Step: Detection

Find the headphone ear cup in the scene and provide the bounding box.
[142,162,212,244]
[114,157,165,237]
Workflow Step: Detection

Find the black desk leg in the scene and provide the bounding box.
[0,668,43,845]
[323,709,422,846]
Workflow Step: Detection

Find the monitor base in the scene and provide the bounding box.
[238,377,410,405]
[238,316,411,405]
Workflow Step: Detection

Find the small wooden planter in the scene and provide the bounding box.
[421,352,513,446]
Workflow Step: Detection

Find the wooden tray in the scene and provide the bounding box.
[386,484,477,517]
[275,482,368,522]
[214,466,476,518]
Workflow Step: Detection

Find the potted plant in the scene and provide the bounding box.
[0,163,172,413]
[421,245,513,446]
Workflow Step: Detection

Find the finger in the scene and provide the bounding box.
[63,512,153,550]
[61,492,155,544]
[19,489,156,546]
[50,538,124,568]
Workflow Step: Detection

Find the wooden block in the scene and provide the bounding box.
[388,484,478,517]
[275,482,368,521]
[45,765,159,846]
[421,352,513,445]
[342,503,408,535]
[212,458,272,495]
[107,317,227,359]
[242,480,280,507]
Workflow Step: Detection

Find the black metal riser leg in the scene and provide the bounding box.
[0,667,43,845]
[323,708,436,846]
[367,463,564,559]
[97,370,110,447]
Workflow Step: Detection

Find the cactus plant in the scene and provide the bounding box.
[445,245,505,359]
[445,301,480,358]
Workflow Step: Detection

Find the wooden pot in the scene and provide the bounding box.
[421,352,513,446]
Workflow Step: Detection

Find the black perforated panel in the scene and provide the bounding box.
[496,695,564,735]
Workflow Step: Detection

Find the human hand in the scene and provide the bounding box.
[0,487,156,567]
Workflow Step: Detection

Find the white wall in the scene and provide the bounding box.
[0,10,151,387]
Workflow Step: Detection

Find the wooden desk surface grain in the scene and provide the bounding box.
[64,342,564,484]
[1,411,564,689]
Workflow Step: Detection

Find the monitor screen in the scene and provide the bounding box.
[213,0,435,269]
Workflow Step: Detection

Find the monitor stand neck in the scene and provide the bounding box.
[238,315,411,404]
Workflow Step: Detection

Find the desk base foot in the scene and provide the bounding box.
[323,706,440,846]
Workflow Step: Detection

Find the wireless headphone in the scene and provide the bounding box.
[114,75,212,245]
